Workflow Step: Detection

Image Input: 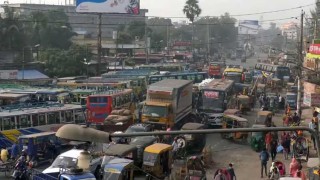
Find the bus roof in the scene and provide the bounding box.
[89,89,133,97]
[19,132,55,139]
[0,93,29,98]
[224,68,243,73]
[200,79,234,91]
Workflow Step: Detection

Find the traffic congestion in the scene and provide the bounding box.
[0,0,320,180]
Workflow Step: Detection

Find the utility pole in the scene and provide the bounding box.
[97,13,102,76]
[145,17,149,64]
[207,16,210,62]
[166,23,170,55]
[297,10,304,118]
[315,0,320,39]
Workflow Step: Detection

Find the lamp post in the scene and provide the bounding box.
[84,58,90,90]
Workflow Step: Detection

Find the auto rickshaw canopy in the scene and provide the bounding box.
[144,143,173,154]
[129,136,157,147]
[251,124,266,137]
[223,115,248,128]
[104,158,133,173]
[223,109,241,116]
[104,144,137,156]
[181,123,205,130]
[237,95,250,102]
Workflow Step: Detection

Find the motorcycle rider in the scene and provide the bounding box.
[12,153,28,179]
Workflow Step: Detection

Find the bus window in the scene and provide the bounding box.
[89,97,98,103]
[48,112,59,124]
[3,117,13,130]
[32,115,39,127]
[20,115,30,128]
[197,75,204,82]
[39,114,46,125]
[116,97,120,107]
[177,75,183,79]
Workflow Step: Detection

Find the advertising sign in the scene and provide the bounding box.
[303,93,320,106]
[76,0,140,14]
[309,44,320,55]
[304,81,320,94]
[0,70,18,79]
[304,57,318,71]
[204,91,219,99]
[238,20,259,35]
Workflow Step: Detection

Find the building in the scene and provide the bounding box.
[281,22,298,40]
[1,3,148,55]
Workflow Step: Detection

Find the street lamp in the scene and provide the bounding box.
[84,58,90,90]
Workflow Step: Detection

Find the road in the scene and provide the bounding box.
[0,53,290,180]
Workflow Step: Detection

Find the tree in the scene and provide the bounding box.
[183,0,201,53]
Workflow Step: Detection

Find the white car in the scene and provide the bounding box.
[43,149,102,178]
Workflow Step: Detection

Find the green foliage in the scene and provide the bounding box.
[183,0,202,23]
[40,44,90,77]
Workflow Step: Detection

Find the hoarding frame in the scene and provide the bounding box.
[76,0,141,14]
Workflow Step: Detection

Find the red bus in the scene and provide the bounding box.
[208,62,224,78]
[86,89,134,124]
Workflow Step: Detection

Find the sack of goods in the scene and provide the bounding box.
[104,109,132,125]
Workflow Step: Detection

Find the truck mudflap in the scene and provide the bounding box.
[31,169,58,180]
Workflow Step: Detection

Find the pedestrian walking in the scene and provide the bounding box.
[0,147,8,163]
[11,142,19,160]
[227,163,236,180]
[265,132,272,152]
[259,148,270,178]
[292,112,300,125]
[309,120,317,149]
[270,140,278,161]
[282,137,291,160]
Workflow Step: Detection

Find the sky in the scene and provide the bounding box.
[0,0,316,28]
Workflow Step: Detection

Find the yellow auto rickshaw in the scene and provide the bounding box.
[143,143,173,180]
[223,109,241,116]
[236,95,251,114]
[221,115,249,142]
[255,111,273,127]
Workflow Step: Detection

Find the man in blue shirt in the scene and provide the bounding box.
[11,142,19,160]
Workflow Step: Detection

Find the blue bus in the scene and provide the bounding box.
[148,72,208,85]
[254,63,291,80]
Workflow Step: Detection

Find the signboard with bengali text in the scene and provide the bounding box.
[76,0,140,14]
[309,44,320,55]
[0,70,18,79]
[204,91,219,99]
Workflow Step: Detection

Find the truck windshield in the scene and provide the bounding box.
[51,156,77,168]
[224,73,242,83]
[287,95,297,101]
[103,172,121,180]
[143,105,168,117]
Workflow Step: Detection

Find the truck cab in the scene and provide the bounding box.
[141,101,172,128]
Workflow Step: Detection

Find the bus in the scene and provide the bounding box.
[254,63,291,80]
[208,62,225,78]
[86,89,134,124]
[138,63,189,72]
[148,72,208,85]
[223,67,244,84]
[56,81,128,90]
[198,79,235,126]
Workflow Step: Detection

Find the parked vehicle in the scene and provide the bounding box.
[18,132,61,168]
[250,124,266,152]
[143,143,173,179]
[101,158,134,180]
[141,79,197,129]
[221,115,249,143]
[255,111,273,127]
[31,168,96,180]
[103,144,138,166]
[42,149,102,179]
[179,123,206,154]
[129,136,157,167]
[286,92,297,110]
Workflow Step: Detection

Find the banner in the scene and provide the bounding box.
[309,44,320,55]
[76,0,140,14]
[0,70,18,79]
[238,20,259,35]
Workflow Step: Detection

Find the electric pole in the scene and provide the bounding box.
[297,10,304,118]
[207,16,210,61]
[97,13,102,76]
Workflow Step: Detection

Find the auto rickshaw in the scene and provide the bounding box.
[223,109,241,116]
[129,136,157,167]
[293,136,309,161]
[236,95,251,114]
[143,143,173,180]
[102,158,134,180]
[18,132,61,167]
[266,93,279,114]
[307,158,320,180]
[255,111,273,127]
[250,124,266,152]
[185,156,206,180]
[256,83,266,97]
[180,123,206,154]
[221,115,249,143]
[104,144,138,166]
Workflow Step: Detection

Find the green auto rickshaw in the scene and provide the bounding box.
[250,124,266,152]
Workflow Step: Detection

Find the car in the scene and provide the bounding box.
[42,149,102,178]
[125,123,153,133]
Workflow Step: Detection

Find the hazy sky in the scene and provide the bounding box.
[0,0,316,27]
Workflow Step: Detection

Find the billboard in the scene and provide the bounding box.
[0,70,18,79]
[309,44,320,55]
[76,0,140,14]
[238,20,259,35]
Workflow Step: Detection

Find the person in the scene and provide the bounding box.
[270,140,278,161]
[269,162,279,176]
[11,142,19,160]
[309,120,317,149]
[214,169,225,180]
[292,112,300,125]
[0,147,9,163]
[265,132,272,152]
[227,163,236,180]
[269,167,280,180]
[312,111,319,131]
[282,137,291,160]
[259,148,269,178]
[172,137,179,158]
[290,157,300,176]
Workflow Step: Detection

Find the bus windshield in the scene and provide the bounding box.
[199,91,225,113]
[276,67,290,78]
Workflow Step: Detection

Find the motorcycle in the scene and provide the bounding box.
[12,156,30,180]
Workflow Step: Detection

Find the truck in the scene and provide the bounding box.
[141,79,197,129]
